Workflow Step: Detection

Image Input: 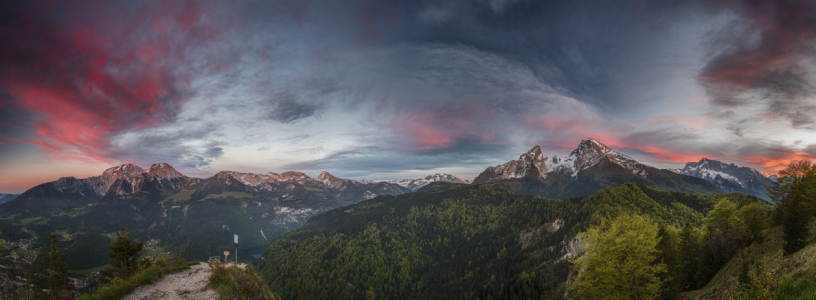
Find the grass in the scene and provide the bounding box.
[207,261,281,300]
[20,216,44,225]
[77,261,199,300]
[160,189,198,204]
[680,221,816,300]
[775,263,816,300]
[200,191,252,201]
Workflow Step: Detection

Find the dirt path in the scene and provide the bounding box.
[123,262,246,300]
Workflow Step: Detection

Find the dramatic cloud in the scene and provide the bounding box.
[699,0,816,129]
[1,0,816,192]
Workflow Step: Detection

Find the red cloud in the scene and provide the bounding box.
[388,103,497,152]
[699,0,816,99]
[0,0,226,162]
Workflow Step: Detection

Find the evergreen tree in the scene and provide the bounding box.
[766,161,816,254]
[679,222,699,290]
[27,231,72,299]
[655,224,681,298]
[106,226,144,279]
[569,214,666,300]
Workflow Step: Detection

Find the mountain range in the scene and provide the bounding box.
[0,163,413,269]
[474,138,724,199]
[671,157,774,200]
[0,137,779,273]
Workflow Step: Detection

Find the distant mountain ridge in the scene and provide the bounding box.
[0,193,19,205]
[474,138,724,198]
[671,157,774,200]
[0,163,410,269]
[378,173,466,191]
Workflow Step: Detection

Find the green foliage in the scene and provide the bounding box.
[738,202,770,244]
[656,224,682,298]
[768,161,816,254]
[258,184,573,300]
[737,252,782,300]
[703,198,745,266]
[568,214,666,300]
[775,261,816,300]
[27,231,73,299]
[207,261,281,300]
[366,286,376,300]
[257,183,763,300]
[100,226,144,283]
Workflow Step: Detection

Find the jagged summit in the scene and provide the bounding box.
[673,157,773,200]
[148,163,184,179]
[475,138,649,184]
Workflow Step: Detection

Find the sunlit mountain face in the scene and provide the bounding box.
[2,0,816,194]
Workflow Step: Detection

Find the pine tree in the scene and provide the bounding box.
[655,224,681,298]
[27,231,72,299]
[679,222,699,290]
[106,226,144,279]
[766,161,816,254]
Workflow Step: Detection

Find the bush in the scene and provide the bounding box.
[207,261,281,300]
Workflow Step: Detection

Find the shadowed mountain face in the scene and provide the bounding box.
[672,158,774,201]
[0,193,19,205]
[0,164,409,269]
[473,138,724,199]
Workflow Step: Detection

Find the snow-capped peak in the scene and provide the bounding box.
[475,138,649,183]
[381,173,466,191]
[673,157,774,199]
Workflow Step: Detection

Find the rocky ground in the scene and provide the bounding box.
[123,262,246,300]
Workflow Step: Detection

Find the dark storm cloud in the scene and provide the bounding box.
[267,98,321,124]
[698,0,816,129]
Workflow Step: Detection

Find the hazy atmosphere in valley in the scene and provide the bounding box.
[1,0,816,299]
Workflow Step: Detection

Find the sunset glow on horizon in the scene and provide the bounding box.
[2,0,816,193]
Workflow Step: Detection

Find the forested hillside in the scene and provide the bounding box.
[256,182,766,299]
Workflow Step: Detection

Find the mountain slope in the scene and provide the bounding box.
[673,158,774,200]
[255,182,765,300]
[474,138,723,198]
[0,193,19,205]
[0,163,409,270]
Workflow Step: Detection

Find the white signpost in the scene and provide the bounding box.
[234,234,238,264]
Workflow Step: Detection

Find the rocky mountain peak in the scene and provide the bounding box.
[570,138,646,176]
[475,137,650,184]
[148,163,184,179]
[278,171,310,182]
[102,163,146,178]
[317,171,339,182]
[674,157,774,200]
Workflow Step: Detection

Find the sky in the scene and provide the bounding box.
[1,0,816,193]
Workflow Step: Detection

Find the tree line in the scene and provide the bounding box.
[569,160,816,299]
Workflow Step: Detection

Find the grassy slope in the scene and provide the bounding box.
[680,221,816,299]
